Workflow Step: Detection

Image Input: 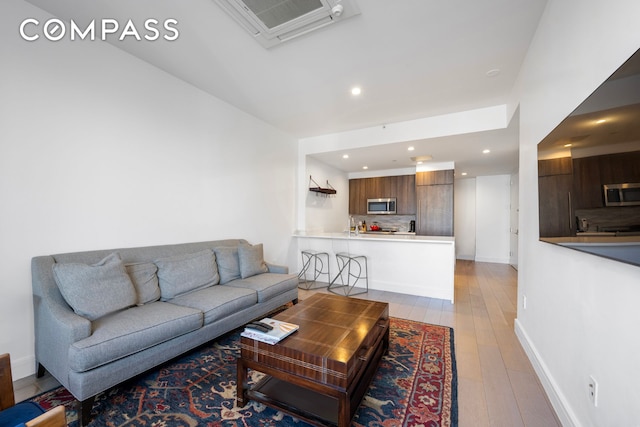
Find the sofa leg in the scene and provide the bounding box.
[292,298,299,305]
[36,363,46,378]
[78,397,96,426]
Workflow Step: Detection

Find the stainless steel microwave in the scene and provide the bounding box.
[367,198,396,214]
[603,183,640,206]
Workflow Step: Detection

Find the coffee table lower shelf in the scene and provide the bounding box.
[248,375,340,427]
[239,334,388,427]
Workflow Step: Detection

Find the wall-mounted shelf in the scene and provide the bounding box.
[309,175,336,196]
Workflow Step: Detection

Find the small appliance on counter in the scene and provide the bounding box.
[409,220,416,233]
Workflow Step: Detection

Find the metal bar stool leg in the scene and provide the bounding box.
[328,253,368,296]
[298,250,330,290]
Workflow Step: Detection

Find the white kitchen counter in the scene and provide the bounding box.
[293,231,455,302]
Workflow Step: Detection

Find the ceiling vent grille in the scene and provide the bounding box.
[214,0,360,48]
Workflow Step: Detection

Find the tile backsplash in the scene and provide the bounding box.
[575,207,640,232]
[351,215,416,232]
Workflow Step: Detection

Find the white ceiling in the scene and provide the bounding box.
[25,0,548,177]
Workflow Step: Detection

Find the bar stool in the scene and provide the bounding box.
[298,250,331,290]
[328,252,368,296]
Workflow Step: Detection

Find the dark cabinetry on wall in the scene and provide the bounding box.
[349,175,416,215]
[572,151,640,208]
[348,179,367,215]
[393,175,417,215]
[538,158,574,237]
[415,170,454,236]
[538,152,640,237]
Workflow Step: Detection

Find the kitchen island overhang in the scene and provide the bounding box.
[293,232,455,302]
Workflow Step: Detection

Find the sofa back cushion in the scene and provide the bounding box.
[238,243,269,279]
[125,262,161,305]
[52,252,136,321]
[155,249,220,300]
[213,246,241,284]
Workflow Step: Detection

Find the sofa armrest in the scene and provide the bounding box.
[31,256,92,382]
[266,263,289,274]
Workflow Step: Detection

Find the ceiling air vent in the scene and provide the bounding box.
[214,0,360,48]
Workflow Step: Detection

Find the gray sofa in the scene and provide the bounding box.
[31,239,298,426]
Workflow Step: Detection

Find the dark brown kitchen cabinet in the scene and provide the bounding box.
[538,158,574,237]
[415,170,454,236]
[348,175,416,215]
[415,169,454,186]
[538,174,574,237]
[393,175,416,214]
[416,185,453,236]
[349,179,367,215]
[538,157,572,176]
[365,177,391,200]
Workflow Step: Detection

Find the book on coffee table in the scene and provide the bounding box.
[241,318,299,345]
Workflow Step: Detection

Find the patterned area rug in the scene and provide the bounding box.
[31,318,457,426]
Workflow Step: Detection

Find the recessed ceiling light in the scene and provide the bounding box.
[408,146,415,151]
[417,161,423,165]
[461,172,468,176]
[564,143,572,148]
[342,154,349,159]
[351,87,362,96]
[362,166,368,170]
[486,68,501,78]
[595,119,607,124]
[482,149,491,154]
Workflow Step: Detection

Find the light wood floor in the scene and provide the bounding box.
[300,260,560,427]
[14,260,560,426]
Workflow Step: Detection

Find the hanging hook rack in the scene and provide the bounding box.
[308,175,337,196]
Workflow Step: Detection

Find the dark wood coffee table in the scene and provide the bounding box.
[237,293,389,427]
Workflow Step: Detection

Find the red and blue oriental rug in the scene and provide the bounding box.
[31,318,457,426]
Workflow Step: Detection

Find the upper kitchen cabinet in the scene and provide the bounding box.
[393,175,416,214]
[365,177,392,200]
[415,170,454,236]
[415,169,454,186]
[349,179,367,215]
[348,175,416,215]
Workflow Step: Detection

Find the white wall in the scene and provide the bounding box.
[454,178,476,259]
[0,0,297,378]
[304,157,349,233]
[514,0,640,425]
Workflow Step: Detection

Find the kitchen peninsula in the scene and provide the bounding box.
[293,231,455,302]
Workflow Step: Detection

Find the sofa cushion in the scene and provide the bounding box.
[168,285,256,325]
[126,262,161,305]
[213,246,241,284]
[69,302,202,372]
[155,250,220,300]
[53,252,136,321]
[237,243,268,279]
[225,273,298,303]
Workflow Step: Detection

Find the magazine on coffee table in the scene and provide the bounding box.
[241,318,299,345]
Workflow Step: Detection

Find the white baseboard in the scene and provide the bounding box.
[12,354,36,380]
[455,254,475,261]
[474,256,510,264]
[514,319,579,427]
